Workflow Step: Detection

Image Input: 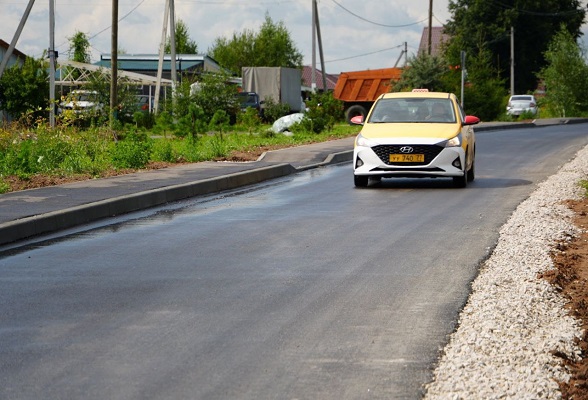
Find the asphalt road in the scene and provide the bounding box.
[1,124,587,399]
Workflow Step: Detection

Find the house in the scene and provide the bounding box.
[0,38,27,70]
[0,39,28,122]
[301,65,338,92]
[418,27,450,57]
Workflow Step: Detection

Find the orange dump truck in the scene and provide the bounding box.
[333,67,403,123]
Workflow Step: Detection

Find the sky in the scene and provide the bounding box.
[2,0,588,76]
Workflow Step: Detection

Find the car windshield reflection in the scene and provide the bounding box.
[367,98,456,123]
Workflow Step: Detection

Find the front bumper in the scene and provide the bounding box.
[353,142,466,178]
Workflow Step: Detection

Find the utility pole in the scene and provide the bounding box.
[510,26,515,95]
[311,0,316,92]
[154,0,170,114]
[169,0,177,84]
[428,0,433,55]
[313,0,327,92]
[49,0,55,128]
[110,0,118,130]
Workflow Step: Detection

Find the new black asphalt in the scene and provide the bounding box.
[1,118,585,246]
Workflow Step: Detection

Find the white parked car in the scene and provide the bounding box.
[58,90,103,115]
[352,90,480,188]
[506,95,538,116]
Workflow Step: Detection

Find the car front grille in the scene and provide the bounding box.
[372,144,444,166]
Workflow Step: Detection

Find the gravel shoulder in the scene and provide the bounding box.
[424,144,588,399]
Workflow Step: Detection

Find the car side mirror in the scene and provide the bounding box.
[464,115,480,126]
[350,115,364,125]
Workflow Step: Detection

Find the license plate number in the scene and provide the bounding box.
[389,154,424,162]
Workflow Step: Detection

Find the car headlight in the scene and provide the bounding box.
[445,133,462,147]
[355,133,379,148]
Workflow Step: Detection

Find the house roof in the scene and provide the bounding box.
[0,38,27,65]
[302,65,338,91]
[95,54,222,73]
[418,27,450,57]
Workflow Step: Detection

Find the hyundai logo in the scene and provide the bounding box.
[399,146,414,154]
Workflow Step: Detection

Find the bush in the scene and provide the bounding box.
[110,132,152,169]
[237,107,262,133]
[292,91,343,134]
[209,110,231,134]
[262,97,290,123]
[152,139,176,162]
[175,104,208,140]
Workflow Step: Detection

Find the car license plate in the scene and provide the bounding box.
[389,154,425,162]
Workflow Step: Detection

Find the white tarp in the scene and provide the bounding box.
[242,67,302,112]
[271,113,304,134]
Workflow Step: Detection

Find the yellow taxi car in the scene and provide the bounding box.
[352,90,480,188]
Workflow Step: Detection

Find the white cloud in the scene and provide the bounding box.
[4,0,587,74]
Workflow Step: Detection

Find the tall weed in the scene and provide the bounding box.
[110,132,152,169]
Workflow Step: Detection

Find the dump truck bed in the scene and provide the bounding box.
[333,68,402,102]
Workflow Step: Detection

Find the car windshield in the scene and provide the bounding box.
[511,96,533,101]
[237,93,258,106]
[74,92,97,102]
[367,98,456,124]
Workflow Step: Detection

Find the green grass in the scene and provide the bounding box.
[0,122,360,190]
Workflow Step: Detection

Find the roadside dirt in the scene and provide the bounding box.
[2,150,588,398]
[543,199,588,399]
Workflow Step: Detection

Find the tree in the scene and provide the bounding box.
[394,53,448,92]
[461,49,507,120]
[0,57,49,122]
[67,31,91,63]
[254,14,303,68]
[444,0,586,94]
[208,13,303,75]
[539,26,588,117]
[165,19,198,54]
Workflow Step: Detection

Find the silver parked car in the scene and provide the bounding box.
[506,95,538,116]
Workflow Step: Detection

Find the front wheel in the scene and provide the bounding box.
[467,159,475,182]
[354,175,368,188]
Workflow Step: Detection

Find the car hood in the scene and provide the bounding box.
[61,101,98,108]
[360,122,462,140]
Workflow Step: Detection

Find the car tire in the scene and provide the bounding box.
[453,173,467,188]
[467,158,475,182]
[354,175,369,188]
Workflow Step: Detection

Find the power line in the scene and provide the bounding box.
[330,0,428,28]
[88,0,146,41]
[325,44,404,63]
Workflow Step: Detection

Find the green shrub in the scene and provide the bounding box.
[207,133,229,158]
[209,110,231,134]
[0,178,10,194]
[152,139,176,162]
[291,92,343,134]
[262,97,290,123]
[110,132,152,169]
[175,104,208,140]
[237,107,262,133]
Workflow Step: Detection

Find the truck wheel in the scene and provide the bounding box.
[346,105,367,124]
